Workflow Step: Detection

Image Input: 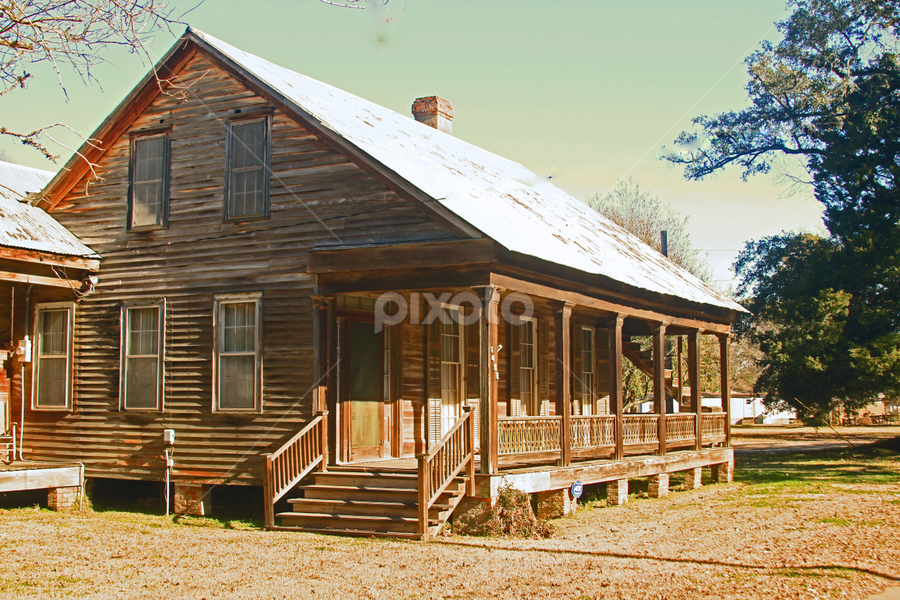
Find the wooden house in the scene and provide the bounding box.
[26,28,743,537]
[0,161,98,507]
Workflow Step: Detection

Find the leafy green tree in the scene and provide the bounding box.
[666,0,900,420]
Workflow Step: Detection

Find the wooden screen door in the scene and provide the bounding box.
[346,319,387,461]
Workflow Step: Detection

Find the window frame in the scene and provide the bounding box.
[517,316,538,416]
[224,115,272,221]
[580,326,595,416]
[32,302,75,411]
[119,299,166,412]
[212,292,264,413]
[128,129,171,230]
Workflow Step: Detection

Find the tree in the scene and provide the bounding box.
[666,0,900,420]
[1,0,178,160]
[587,177,712,282]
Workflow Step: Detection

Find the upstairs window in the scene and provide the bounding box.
[226,118,270,219]
[34,303,74,410]
[129,132,170,229]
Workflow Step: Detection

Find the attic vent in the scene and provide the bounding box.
[412,96,454,135]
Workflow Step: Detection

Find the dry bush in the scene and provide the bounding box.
[455,483,552,538]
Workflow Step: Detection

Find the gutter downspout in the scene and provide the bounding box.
[18,284,33,461]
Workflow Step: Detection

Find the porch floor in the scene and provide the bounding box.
[0,460,82,493]
[340,447,732,497]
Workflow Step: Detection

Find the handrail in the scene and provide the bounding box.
[570,415,615,449]
[701,413,726,441]
[417,406,475,540]
[665,413,696,443]
[262,410,328,529]
[622,414,659,445]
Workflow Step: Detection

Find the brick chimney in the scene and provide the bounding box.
[412,96,454,135]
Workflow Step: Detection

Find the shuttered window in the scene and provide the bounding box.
[122,304,163,410]
[215,295,263,411]
[227,118,270,219]
[34,304,74,410]
[130,133,169,228]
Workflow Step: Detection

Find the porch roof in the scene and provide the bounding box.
[0,161,99,259]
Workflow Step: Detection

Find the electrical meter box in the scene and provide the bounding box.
[14,338,31,363]
[163,429,175,445]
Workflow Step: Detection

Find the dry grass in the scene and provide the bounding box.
[0,429,897,599]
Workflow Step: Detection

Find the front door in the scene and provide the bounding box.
[347,320,385,461]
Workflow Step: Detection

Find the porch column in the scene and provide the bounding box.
[553,302,574,467]
[312,295,336,464]
[687,329,702,451]
[607,314,625,460]
[651,322,668,456]
[718,333,732,447]
[477,285,501,475]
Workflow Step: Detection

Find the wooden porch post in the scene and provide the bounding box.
[607,314,625,460]
[553,302,574,467]
[687,330,702,451]
[651,322,667,456]
[312,295,335,464]
[477,285,501,475]
[718,333,732,447]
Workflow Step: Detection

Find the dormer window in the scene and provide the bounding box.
[226,117,270,219]
[129,132,170,229]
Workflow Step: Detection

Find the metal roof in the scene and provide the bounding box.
[189,30,743,314]
[0,161,99,258]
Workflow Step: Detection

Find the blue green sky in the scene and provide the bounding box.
[1,0,824,289]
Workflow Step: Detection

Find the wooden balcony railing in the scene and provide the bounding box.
[702,413,727,443]
[570,415,615,449]
[498,416,562,455]
[623,415,659,445]
[418,406,476,541]
[262,410,327,529]
[665,413,696,445]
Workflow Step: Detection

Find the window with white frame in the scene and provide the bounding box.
[226,118,270,219]
[34,303,74,409]
[580,327,595,415]
[122,302,164,410]
[518,318,538,416]
[215,294,262,411]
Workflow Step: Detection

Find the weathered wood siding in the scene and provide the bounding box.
[32,52,459,485]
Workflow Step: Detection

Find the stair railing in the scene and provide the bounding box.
[417,406,476,541]
[262,409,328,529]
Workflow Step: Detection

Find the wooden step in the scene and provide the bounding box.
[286,498,454,520]
[278,526,423,540]
[277,512,426,534]
[310,471,419,489]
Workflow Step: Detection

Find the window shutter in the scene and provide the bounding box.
[596,326,610,414]
[539,319,550,416]
[427,322,442,446]
[572,324,583,416]
[509,322,521,416]
[465,322,480,449]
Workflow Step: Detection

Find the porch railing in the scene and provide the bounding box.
[623,415,659,445]
[262,410,327,529]
[498,416,562,455]
[665,413,696,444]
[570,415,615,449]
[418,406,476,541]
[702,413,727,443]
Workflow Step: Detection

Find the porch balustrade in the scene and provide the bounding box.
[701,413,727,443]
[665,414,696,444]
[498,416,562,455]
[622,415,659,445]
[570,415,615,449]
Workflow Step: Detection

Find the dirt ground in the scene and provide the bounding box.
[732,425,900,453]
[0,427,897,599]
